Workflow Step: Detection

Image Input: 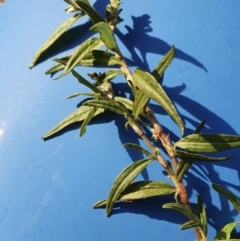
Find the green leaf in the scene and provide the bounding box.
[93,181,176,209]
[198,195,207,236]
[175,150,233,162]
[66,92,95,99]
[132,68,184,134]
[93,200,107,209]
[174,134,240,153]
[194,119,206,134]
[90,22,119,53]
[133,90,149,120]
[45,51,121,75]
[71,70,105,95]
[212,184,240,212]
[42,105,104,139]
[75,0,104,23]
[83,99,126,115]
[213,221,240,240]
[29,13,83,68]
[94,181,176,209]
[123,143,153,157]
[79,107,98,136]
[61,38,102,76]
[180,221,201,230]
[175,160,192,182]
[163,203,202,225]
[151,45,175,81]
[106,158,155,216]
[120,181,176,200]
[114,97,133,111]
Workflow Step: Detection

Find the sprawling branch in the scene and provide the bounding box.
[110,20,203,241]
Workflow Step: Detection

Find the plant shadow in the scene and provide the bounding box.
[40,3,240,234]
[115,14,208,73]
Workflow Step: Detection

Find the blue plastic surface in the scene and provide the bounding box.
[1,1,240,240]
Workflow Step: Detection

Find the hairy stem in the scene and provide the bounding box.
[110,24,203,241]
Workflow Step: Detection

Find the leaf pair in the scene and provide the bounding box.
[93,155,176,216]
[55,38,103,79]
[46,51,121,76]
[132,68,184,135]
[163,196,207,236]
[131,46,183,134]
[94,181,176,208]
[174,133,240,180]
[42,105,104,139]
[30,1,114,69]
[212,184,240,240]
[163,203,203,230]
[213,221,240,241]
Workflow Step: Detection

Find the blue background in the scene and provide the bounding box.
[1,0,240,240]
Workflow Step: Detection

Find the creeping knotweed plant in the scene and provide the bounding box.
[30,1,240,240]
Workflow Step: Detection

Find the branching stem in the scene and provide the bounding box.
[111,23,204,241]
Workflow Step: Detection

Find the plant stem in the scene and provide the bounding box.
[112,32,203,241]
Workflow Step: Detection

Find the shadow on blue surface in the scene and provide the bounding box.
[42,78,240,231]
[115,14,208,73]
[32,8,207,75]
[37,1,240,234]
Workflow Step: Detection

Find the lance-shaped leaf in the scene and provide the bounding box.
[80,107,98,136]
[198,195,207,236]
[175,159,192,182]
[163,203,202,226]
[174,134,240,153]
[46,51,121,75]
[120,181,176,200]
[133,90,149,120]
[93,181,176,208]
[114,97,133,111]
[29,13,83,68]
[151,45,175,81]
[123,143,152,157]
[90,22,119,53]
[66,92,95,99]
[106,158,155,216]
[175,150,233,162]
[75,0,104,23]
[83,99,125,115]
[61,38,102,76]
[180,221,201,230]
[132,68,184,134]
[213,221,240,241]
[212,184,240,212]
[42,106,104,139]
